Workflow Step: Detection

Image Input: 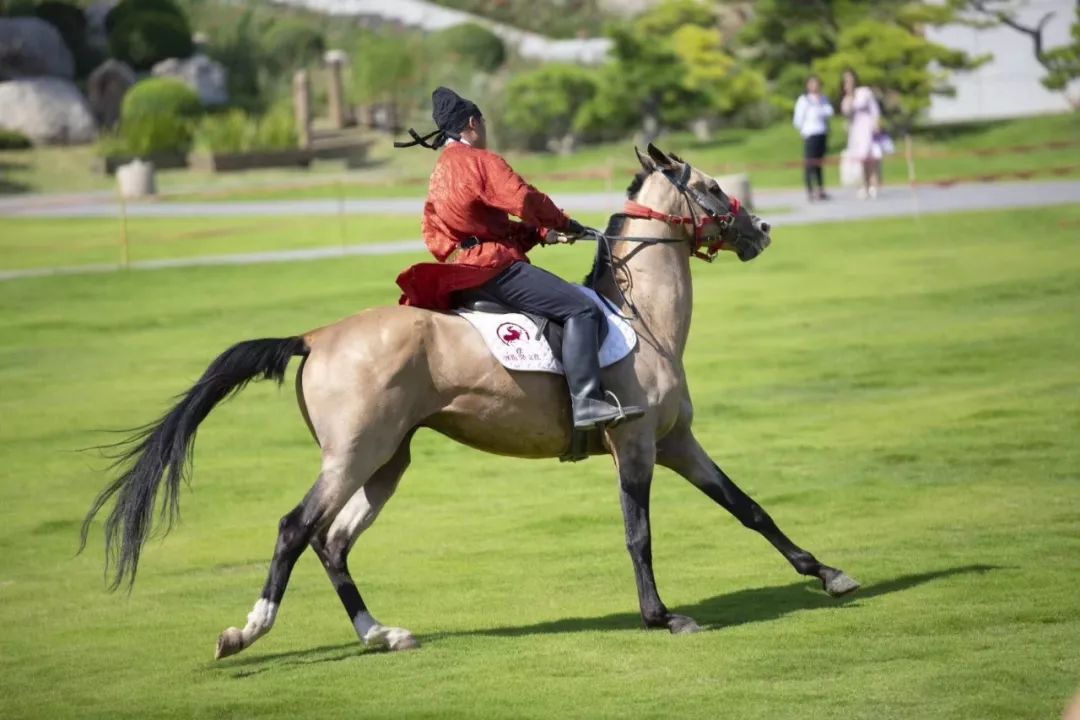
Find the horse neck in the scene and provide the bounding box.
[600,180,694,360]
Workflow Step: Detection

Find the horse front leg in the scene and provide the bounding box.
[656,426,860,597]
[609,434,701,634]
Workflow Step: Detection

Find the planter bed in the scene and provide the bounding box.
[188,149,313,172]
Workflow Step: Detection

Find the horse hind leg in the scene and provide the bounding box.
[214,469,347,660]
[311,431,417,652]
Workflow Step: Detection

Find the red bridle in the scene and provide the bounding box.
[620,195,742,262]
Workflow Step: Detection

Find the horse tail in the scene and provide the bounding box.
[80,336,309,590]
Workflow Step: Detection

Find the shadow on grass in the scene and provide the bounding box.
[445,564,1003,638]
[210,564,1001,676]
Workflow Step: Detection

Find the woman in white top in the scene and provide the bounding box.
[793,74,834,202]
[840,68,882,199]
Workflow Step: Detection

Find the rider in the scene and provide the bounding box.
[395,87,643,430]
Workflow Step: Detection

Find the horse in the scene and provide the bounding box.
[81,143,859,660]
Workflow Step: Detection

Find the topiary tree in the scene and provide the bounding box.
[108,10,194,71]
[33,1,102,78]
[501,65,599,151]
[118,77,201,155]
[104,0,187,32]
[428,22,506,73]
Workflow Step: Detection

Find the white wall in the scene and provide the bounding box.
[927,0,1079,121]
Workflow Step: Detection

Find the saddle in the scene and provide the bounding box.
[455,288,608,359]
[453,285,637,462]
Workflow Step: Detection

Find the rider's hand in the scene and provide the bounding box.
[564,219,586,237]
[544,228,576,245]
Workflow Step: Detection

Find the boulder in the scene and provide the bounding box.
[0,77,97,144]
[152,53,228,106]
[0,17,75,80]
[87,59,135,130]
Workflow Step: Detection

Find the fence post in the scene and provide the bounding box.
[118,188,129,269]
[293,70,312,150]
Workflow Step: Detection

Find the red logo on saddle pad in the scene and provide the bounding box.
[496,322,530,346]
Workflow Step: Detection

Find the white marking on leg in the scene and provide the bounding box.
[240,598,278,648]
[356,611,418,651]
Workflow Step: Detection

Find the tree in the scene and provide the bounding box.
[576,0,764,142]
[428,23,506,73]
[107,10,194,71]
[1041,7,1080,104]
[738,0,975,110]
[813,19,987,133]
[352,32,423,131]
[501,65,599,151]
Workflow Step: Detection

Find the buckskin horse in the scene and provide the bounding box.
[81,144,859,659]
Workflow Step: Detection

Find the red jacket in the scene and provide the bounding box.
[396,142,570,310]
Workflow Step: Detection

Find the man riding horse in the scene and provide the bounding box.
[395,87,643,431]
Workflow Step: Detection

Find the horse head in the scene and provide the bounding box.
[633,143,772,263]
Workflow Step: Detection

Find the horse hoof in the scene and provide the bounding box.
[215,627,245,660]
[389,631,420,652]
[364,624,419,652]
[668,614,701,635]
[824,570,861,597]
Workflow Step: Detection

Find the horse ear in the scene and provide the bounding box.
[634,146,656,173]
[646,143,676,169]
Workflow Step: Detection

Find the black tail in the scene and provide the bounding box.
[80,337,309,590]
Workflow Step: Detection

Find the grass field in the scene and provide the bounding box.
[1,206,1079,719]
[2,113,1077,200]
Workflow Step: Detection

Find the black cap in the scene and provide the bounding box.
[394,86,481,150]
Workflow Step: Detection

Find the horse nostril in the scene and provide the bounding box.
[760,222,771,234]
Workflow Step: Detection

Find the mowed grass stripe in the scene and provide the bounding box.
[0,206,1077,719]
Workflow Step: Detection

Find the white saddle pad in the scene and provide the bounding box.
[455,286,637,375]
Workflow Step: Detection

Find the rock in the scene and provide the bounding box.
[87,59,135,130]
[152,53,228,106]
[116,159,156,198]
[0,77,97,144]
[0,17,75,80]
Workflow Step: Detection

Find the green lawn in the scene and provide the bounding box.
[0,213,612,272]
[2,113,1076,201]
[1,206,1078,719]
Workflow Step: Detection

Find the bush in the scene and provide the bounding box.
[0,128,32,150]
[194,106,296,154]
[428,23,506,73]
[122,77,201,124]
[108,10,193,71]
[501,65,599,151]
[118,78,201,155]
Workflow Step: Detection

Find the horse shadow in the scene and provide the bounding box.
[211,564,1001,675]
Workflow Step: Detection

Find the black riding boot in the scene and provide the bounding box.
[562,314,644,430]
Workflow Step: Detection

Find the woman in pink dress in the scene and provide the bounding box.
[840,69,882,199]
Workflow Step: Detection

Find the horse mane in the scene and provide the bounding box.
[583,168,650,286]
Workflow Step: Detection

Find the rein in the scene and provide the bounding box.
[578,163,744,318]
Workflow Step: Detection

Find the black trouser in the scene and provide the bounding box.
[480,261,602,327]
[480,261,607,406]
[803,133,828,195]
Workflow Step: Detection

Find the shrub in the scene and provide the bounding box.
[108,10,193,71]
[119,78,201,155]
[501,65,599,151]
[0,128,32,150]
[122,77,201,124]
[194,106,296,154]
[119,115,195,156]
[428,23,506,73]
